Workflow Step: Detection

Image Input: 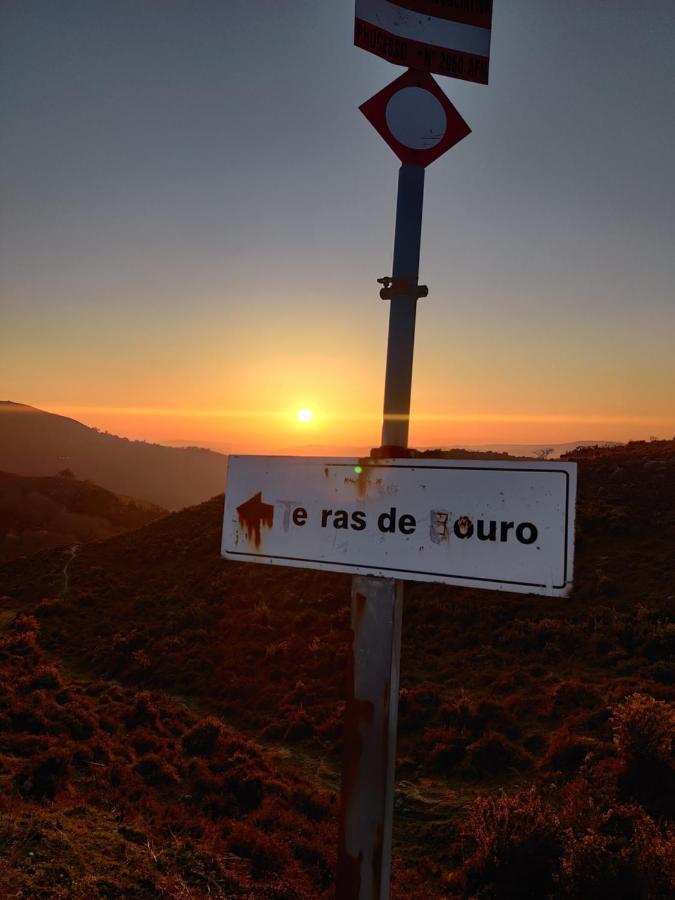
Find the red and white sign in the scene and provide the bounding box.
[360,68,471,167]
[355,0,493,85]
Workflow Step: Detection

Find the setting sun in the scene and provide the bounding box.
[296,407,314,424]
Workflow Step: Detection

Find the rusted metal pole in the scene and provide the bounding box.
[336,164,425,899]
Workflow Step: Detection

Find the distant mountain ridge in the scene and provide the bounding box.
[0,402,228,509]
[279,440,621,459]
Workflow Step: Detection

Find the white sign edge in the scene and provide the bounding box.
[220,456,577,599]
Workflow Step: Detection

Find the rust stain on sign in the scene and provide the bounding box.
[236,491,274,549]
[430,509,450,544]
[343,457,373,498]
[455,515,473,538]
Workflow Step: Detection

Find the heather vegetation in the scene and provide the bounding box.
[0,440,673,897]
[0,614,336,897]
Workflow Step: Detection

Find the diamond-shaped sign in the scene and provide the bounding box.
[359,69,471,167]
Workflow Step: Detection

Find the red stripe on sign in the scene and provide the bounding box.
[388,0,493,30]
[354,18,490,85]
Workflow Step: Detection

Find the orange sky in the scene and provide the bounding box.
[3,4,674,456]
[6,281,674,454]
[35,402,675,457]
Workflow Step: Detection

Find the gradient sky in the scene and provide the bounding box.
[2,1,674,453]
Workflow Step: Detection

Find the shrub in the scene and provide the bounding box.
[611,693,675,816]
[182,717,224,757]
[23,665,63,693]
[124,692,161,730]
[641,622,675,662]
[441,697,481,735]
[290,836,333,890]
[542,728,598,773]
[398,683,441,732]
[612,693,674,766]
[559,830,632,899]
[134,754,180,788]
[476,700,521,740]
[15,747,72,801]
[424,727,467,772]
[464,731,529,777]
[228,822,291,879]
[523,733,547,756]
[649,659,675,684]
[632,814,675,899]
[315,701,345,749]
[0,616,41,661]
[559,807,675,900]
[283,708,315,741]
[457,787,562,898]
[13,614,40,635]
[540,681,602,719]
[62,706,97,741]
[224,773,264,813]
[131,728,164,756]
[290,787,330,823]
[33,597,66,619]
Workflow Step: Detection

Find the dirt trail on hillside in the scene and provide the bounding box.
[60,543,79,596]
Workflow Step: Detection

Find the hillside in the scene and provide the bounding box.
[0,471,167,564]
[0,402,228,510]
[0,440,673,897]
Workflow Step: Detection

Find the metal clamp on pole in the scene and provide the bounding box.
[377,276,429,300]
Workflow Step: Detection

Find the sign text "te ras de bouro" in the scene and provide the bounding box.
[222,457,577,597]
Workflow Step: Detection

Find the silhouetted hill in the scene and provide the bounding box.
[281,441,622,459]
[413,446,523,460]
[0,402,228,509]
[0,440,673,896]
[0,471,167,563]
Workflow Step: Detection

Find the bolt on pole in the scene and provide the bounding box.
[337,163,425,900]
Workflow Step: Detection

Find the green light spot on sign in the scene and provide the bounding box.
[354,466,363,475]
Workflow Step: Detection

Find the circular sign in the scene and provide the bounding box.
[385,87,447,150]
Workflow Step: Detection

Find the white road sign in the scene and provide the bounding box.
[221,456,577,597]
